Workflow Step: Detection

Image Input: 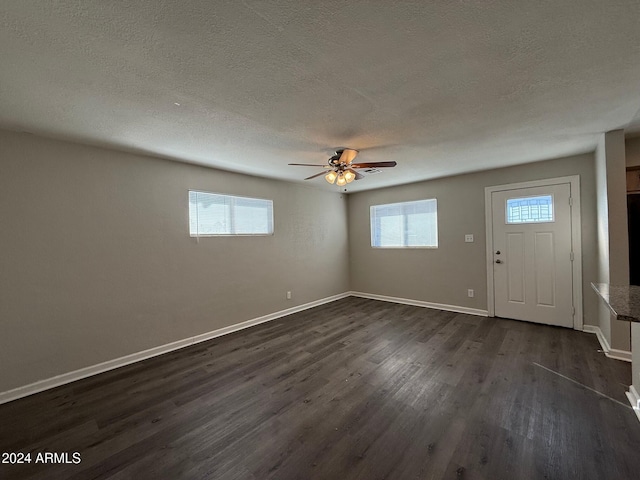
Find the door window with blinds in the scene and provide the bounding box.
[189,191,274,236]
[370,199,438,247]
[505,195,554,224]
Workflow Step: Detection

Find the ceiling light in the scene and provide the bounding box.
[344,170,356,183]
[336,173,347,186]
[325,171,338,184]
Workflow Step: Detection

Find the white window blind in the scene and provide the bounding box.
[189,191,273,236]
[370,199,438,247]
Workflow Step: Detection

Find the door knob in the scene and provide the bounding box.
[495,259,503,264]
[495,250,501,255]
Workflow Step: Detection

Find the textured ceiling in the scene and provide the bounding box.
[2,1,640,192]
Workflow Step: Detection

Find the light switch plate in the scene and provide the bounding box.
[465,234,474,243]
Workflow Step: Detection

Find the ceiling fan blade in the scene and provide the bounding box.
[304,171,328,180]
[289,163,329,167]
[338,148,359,164]
[351,161,397,168]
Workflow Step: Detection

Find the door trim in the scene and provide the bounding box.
[484,176,583,330]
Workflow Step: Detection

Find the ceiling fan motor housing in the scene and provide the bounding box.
[329,151,342,166]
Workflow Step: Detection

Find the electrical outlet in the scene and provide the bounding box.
[465,234,474,243]
[468,289,474,298]
[286,291,292,300]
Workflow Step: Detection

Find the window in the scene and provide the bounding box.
[189,191,273,236]
[506,195,554,224]
[370,199,438,247]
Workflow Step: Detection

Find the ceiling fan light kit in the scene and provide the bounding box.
[325,170,338,184]
[344,169,356,183]
[290,148,397,187]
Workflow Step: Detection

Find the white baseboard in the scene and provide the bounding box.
[583,325,632,362]
[0,292,350,405]
[348,291,489,317]
[627,385,640,423]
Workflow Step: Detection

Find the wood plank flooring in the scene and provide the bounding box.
[1,297,639,479]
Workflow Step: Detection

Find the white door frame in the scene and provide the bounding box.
[484,175,583,330]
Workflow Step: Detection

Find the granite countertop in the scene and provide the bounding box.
[591,283,640,322]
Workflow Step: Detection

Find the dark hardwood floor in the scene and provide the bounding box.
[1,297,639,480]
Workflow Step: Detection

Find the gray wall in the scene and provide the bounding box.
[595,135,612,344]
[595,131,631,351]
[348,153,598,323]
[626,137,640,399]
[0,130,349,393]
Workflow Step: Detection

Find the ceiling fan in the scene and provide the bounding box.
[288,148,397,186]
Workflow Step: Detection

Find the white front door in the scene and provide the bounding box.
[491,183,574,328]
